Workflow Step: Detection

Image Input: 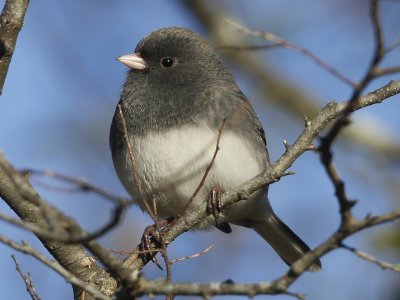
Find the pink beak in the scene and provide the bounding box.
[116,53,147,70]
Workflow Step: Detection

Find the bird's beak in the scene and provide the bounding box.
[116,53,147,70]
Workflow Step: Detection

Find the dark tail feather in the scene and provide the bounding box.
[252,212,322,272]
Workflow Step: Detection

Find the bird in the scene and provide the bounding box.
[110,27,321,271]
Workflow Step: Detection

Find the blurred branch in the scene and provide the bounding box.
[0,200,128,244]
[225,19,356,87]
[181,0,319,116]
[181,0,400,163]
[25,169,127,204]
[0,0,29,95]
[386,38,400,53]
[372,65,400,77]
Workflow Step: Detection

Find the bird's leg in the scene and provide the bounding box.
[208,187,232,234]
[140,218,173,269]
[208,187,222,223]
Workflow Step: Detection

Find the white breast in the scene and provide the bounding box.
[113,125,270,226]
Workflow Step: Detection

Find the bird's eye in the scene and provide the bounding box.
[161,57,174,68]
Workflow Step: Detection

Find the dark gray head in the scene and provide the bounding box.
[114,27,244,134]
[141,27,230,83]
[119,27,236,97]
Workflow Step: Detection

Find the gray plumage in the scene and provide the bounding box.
[110,27,321,271]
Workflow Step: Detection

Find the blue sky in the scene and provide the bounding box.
[1,1,399,299]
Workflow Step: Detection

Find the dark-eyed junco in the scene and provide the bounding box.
[110,27,321,271]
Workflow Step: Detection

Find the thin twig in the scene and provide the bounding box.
[225,19,356,87]
[1,237,111,300]
[0,153,119,298]
[370,0,385,64]
[1,155,131,291]
[170,245,214,264]
[217,44,281,51]
[0,201,128,244]
[385,38,400,53]
[372,65,400,77]
[24,169,127,204]
[318,142,356,224]
[179,119,226,217]
[161,240,172,284]
[117,104,171,279]
[117,104,155,219]
[276,209,400,290]
[341,244,400,273]
[318,0,388,226]
[11,255,41,300]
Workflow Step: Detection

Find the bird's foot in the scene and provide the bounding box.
[207,187,231,233]
[207,186,222,223]
[140,218,173,269]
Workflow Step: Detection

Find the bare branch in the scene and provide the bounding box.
[385,38,400,53]
[217,44,281,51]
[225,19,356,87]
[0,202,128,244]
[122,80,400,272]
[179,119,226,216]
[318,141,356,224]
[117,105,163,229]
[119,207,400,298]
[170,245,214,264]
[341,244,400,273]
[0,153,118,299]
[1,169,130,245]
[25,169,127,204]
[136,279,305,299]
[1,0,399,297]
[370,0,385,64]
[11,255,41,300]
[184,0,400,165]
[271,209,400,292]
[117,104,172,282]
[1,237,111,300]
[317,0,397,228]
[321,0,387,151]
[372,65,400,77]
[0,0,29,95]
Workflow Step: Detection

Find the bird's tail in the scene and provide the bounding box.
[252,212,321,272]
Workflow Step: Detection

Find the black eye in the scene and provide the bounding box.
[161,57,174,68]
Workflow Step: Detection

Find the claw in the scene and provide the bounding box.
[141,224,163,269]
[139,218,173,270]
[207,187,223,226]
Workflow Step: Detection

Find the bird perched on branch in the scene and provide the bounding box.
[110,27,321,271]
